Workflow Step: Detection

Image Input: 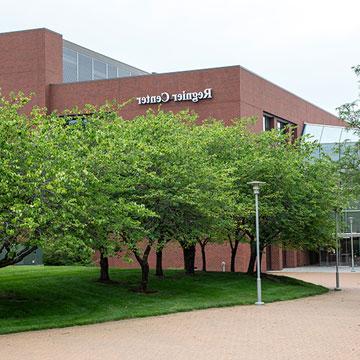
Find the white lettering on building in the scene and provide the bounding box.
[136,88,213,105]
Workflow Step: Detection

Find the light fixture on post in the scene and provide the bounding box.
[248,181,266,305]
[349,217,355,272]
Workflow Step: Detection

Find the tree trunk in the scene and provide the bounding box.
[230,248,236,272]
[155,249,164,277]
[183,244,196,275]
[229,239,239,272]
[198,237,209,272]
[140,261,150,292]
[247,241,257,274]
[99,250,110,282]
[133,244,152,292]
[200,244,207,272]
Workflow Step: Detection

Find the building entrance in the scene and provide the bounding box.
[319,236,360,267]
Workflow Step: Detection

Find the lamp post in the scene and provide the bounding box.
[349,217,355,272]
[335,167,347,288]
[248,181,266,305]
[335,210,341,290]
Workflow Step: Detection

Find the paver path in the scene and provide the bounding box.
[1,272,359,360]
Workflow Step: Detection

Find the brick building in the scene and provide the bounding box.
[0,28,345,271]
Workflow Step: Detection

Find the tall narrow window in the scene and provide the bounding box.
[63,48,78,83]
[78,54,92,81]
[93,59,107,80]
[263,114,274,131]
[108,64,118,79]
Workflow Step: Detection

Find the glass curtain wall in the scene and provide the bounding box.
[304,123,360,266]
[63,46,132,83]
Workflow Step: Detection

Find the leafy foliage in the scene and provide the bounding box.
[0,93,346,288]
[0,93,84,268]
[43,240,93,266]
[336,65,360,200]
[193,120,342,272]
[337,65,360,131]
[117,110,232,286]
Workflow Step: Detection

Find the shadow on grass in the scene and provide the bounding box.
[0,266,328,335]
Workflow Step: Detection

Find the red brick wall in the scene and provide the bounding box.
[49,66,343,130]
[49,66,242,123]
[269,245,284,270]
[296,250,310,267]
[104,242,316,272]
[239,67,343,133]
[0,28,63,110]
[284,250,297,268]
[104,241,267,273]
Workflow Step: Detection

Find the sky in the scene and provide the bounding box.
[1,0,359,114]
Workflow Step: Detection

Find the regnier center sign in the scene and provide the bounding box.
[136,88,213,105]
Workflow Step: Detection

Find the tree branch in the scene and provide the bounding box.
[0,246,37,268]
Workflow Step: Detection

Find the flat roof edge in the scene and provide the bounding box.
[0,27,62,37]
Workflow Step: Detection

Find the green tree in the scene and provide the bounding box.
[0,93,83,268]
[197,119,341,273]
[337,65,360,199]
[234,129,340,273]
[337,65,360,131]
[194,119,253,272]
[60,105,152,282]
[175,120,233,275]
[117,110,231,290]
[189,119,238,272]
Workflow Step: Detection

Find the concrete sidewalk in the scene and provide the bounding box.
[1,272,359,360]
[269,265,360,273]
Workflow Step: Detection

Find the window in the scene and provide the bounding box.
[263,112,297,140]
[93,59,107,80]
[263,114,274,131]
[302,124,359,144]
[277,120,287,131]
[78,54,92,81]
[117,68,131,77]
[63,46,138,83]
[63,48,77,82]
[302,124,324,142]
[108,64,118,79]
[277,119,298,140]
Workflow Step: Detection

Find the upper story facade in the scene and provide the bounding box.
[0,28,344,134]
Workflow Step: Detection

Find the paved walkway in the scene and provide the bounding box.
[270,265,360,273]
[1,272,359,360]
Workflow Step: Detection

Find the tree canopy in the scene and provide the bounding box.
[0,93,346,290]
[0,94,83,267]
[336,65,360,200]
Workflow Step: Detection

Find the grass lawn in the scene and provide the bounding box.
[0,266,328,334]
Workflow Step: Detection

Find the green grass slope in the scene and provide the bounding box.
[0,266,328,334]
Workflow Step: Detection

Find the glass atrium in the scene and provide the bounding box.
[303,123,360,266]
